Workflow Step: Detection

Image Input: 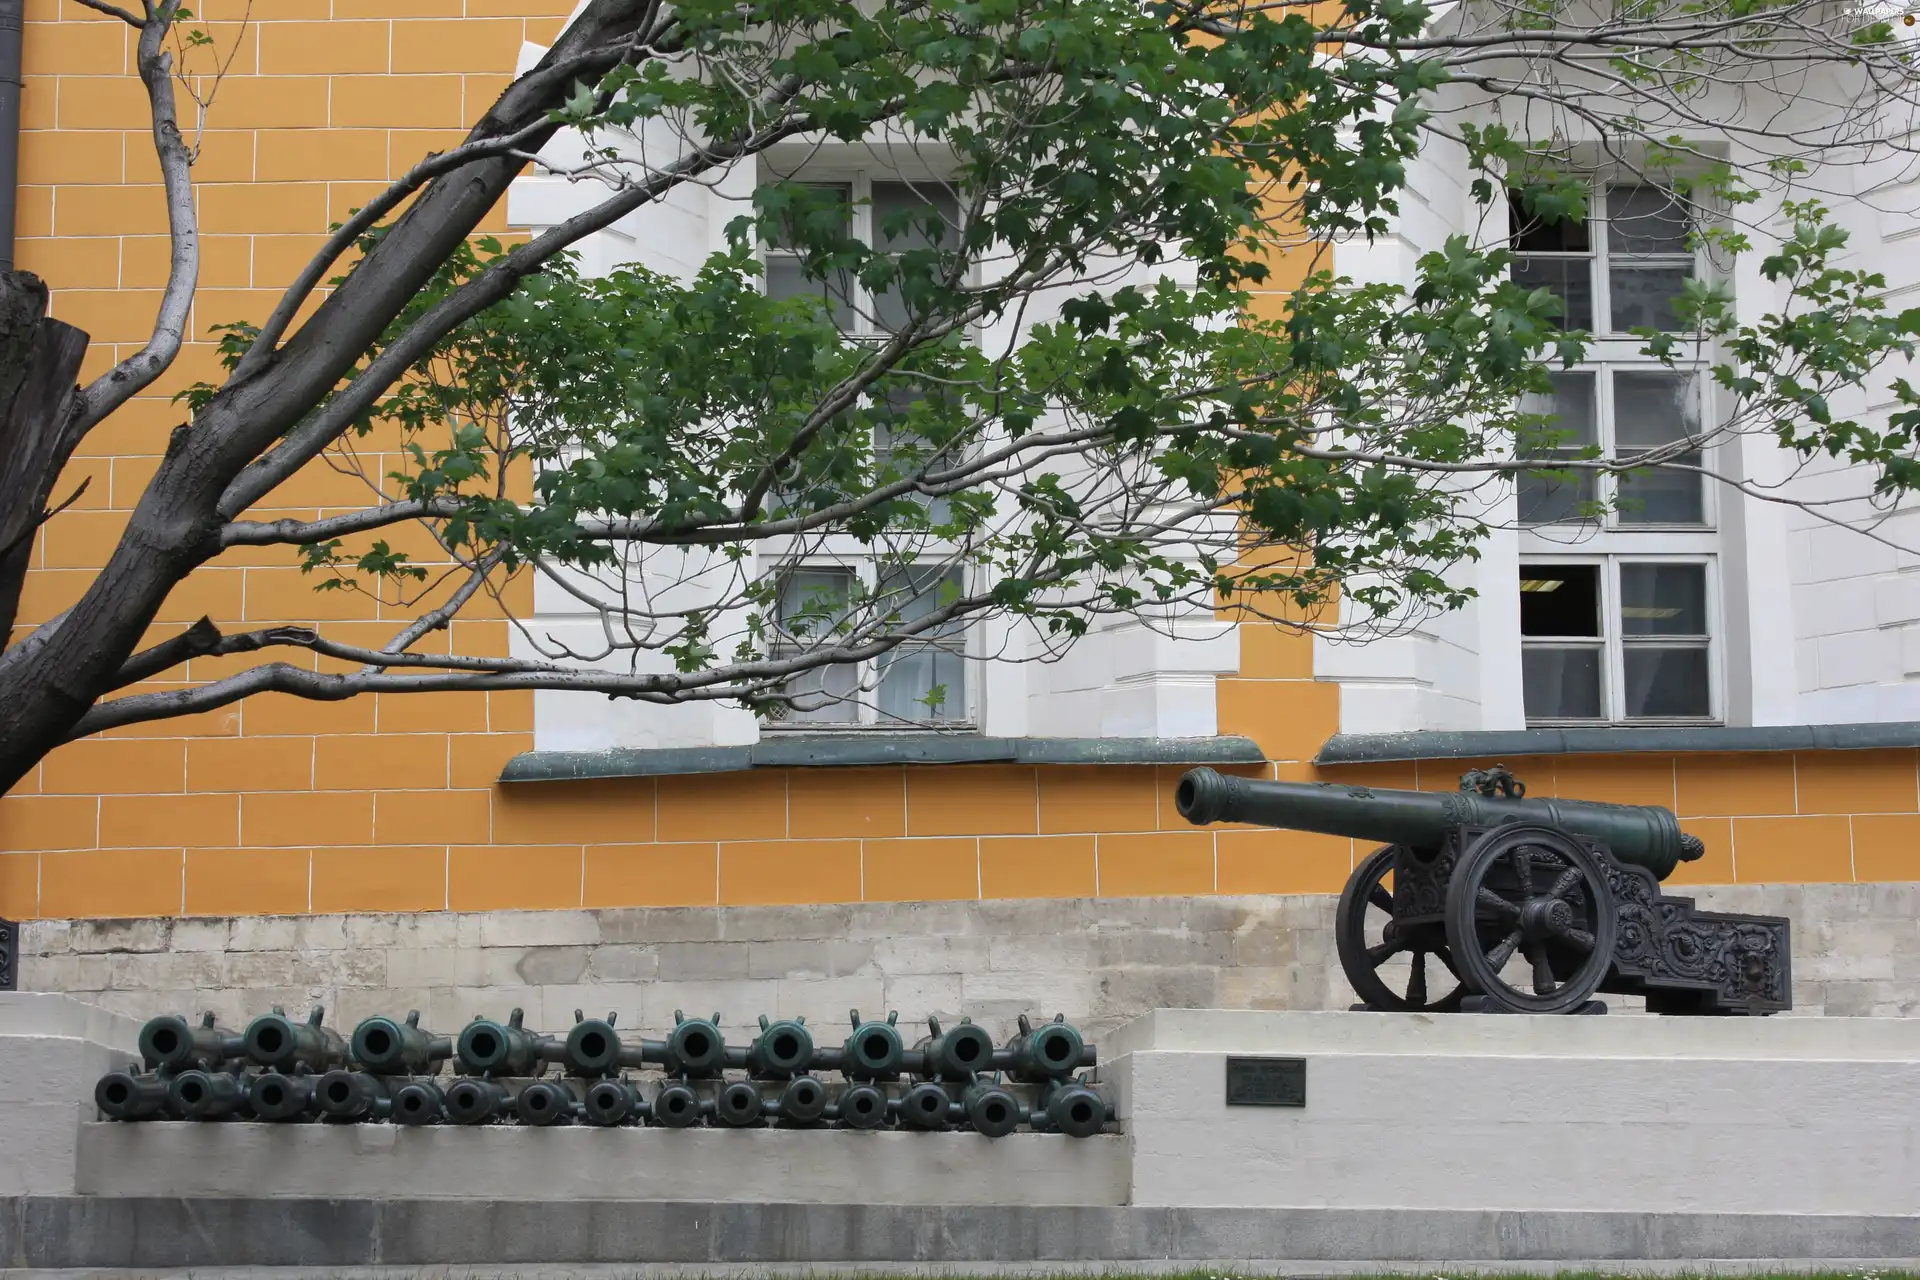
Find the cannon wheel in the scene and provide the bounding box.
[1443,824,1617,1014]
[1336,845,1466,1012]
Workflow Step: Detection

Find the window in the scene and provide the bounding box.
[1516,368,1706,526]
[1509,184,1696,334]
[763,175,963,337]
[769,565,969,727]
[1519,561,1713,723]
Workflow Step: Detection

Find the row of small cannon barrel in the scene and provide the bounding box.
[94,1006,1110,1137]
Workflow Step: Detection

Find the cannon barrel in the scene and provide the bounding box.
[351,1011,450,1076]
[1175,767,1704,881]
[95,1069,170,1121]
[138,1013,240,1072]
[242,1005,346,1073]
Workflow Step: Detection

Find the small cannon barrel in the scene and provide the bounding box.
[242,1005,346,1073]
[351,1012,450,1076]
[1175,767,1703,881]
[1000,1013,1094,1083]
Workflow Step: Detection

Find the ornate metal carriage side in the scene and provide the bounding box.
[1177,764,1792,1016]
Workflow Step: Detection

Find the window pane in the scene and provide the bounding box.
[1523,647,1604,719]
[1517,457,1597,524]
[1509,192,1591,252]
[1512,257,1593,329]
[1606,186,1690,255]
[1617,452,1704,523]
[765,183,851,251]
[1516,371,1599,523]
[775,654,861,724]
[873,566,964,635]
[778,568,854,638]
[1519,563,1601,637]
[1614,371,1699,449]
[876,643,966,723]
[1609,265,1693,332]
[1619,563,1707,636]
[1613,371,1703,523]
[1622,645,1710,718]
[766,258,855,329]
[872,181,961,251]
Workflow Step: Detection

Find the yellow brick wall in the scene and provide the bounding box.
[2,2,1910,920]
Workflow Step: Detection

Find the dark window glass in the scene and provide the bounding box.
[1519,564,1601,637]
[1523,648,1604,719]
[1517,372,1598,523]
[1622,646,1709,717]
[870,182,962,334]
[1512,257,1593,330]
[1619,563,1707,635]
[765,183,851,251]
[1509,192,1591,252]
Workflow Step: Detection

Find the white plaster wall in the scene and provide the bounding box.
[1109,1009,1920,1214]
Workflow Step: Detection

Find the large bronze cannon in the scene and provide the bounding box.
[1177,764,1791,1016]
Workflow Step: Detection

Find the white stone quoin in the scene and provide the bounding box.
[0,993,142,1194]
[1105,1008,1920,1214]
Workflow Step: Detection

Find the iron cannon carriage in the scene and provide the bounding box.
[1177,764,1791,1015]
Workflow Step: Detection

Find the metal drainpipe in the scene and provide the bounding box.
[0,0,21,273]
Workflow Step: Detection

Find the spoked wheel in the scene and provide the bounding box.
[1336,845,1466,1012]
[1443,824,1617,1014]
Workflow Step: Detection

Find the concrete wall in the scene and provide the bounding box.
[17,883,1920,1039]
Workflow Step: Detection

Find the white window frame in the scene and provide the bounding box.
[756,164,981,734]
[759,168,968,340]
[1518,554,1722,726]
[1513,179,1718,534]
[765,559,977,731]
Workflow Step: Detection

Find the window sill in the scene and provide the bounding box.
[500,734,1266,782]
[1316,722,1920,764]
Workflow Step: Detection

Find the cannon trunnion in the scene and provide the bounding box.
[1177,765,1791,1016]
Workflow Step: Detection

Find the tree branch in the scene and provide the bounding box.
[220,498,466,547]
[68,0,146,24]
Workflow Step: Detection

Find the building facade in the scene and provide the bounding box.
[2,0,1918,1024]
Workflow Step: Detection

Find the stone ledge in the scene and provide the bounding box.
[4,1200,1918,1267]
[1317,721,1920,764]
[501,735,1266,782]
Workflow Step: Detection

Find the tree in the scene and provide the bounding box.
[2,0,1918,789]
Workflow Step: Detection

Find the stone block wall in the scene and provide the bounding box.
[18,884,1920,1043]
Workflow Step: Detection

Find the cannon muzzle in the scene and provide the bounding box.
[714,1079,766,1127]
[95,1069,170,1121]
[243,1005,346,1073]
[1176,766,1704,881]
[840,1009,906,1080]
[1040,1079,1109,1138]
[139,1013,240,1072]
[351,1011,450,1075]
[747,1015,814,1078]
[775,1075,829,1125]
[650,1080,702,1128]
[662,1010,727,1077]
[963,1079,1024,1137]
[899,1081,957,1130]
[445,1077,511,1125]
[248,1070,316,1122]
[456,1008,553,1077]
[583,1077,642,1126]
[517,1078,578,1126]
[834,1082,889,1129]
[315,1069,388,1121]
[391,1079,446,1126]
[168,1068,246,1120]
[915,1015,993,1081]
[1000,1013,1093,1083]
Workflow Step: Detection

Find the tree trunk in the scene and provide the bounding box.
[0,270,90,641]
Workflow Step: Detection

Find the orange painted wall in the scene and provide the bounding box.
[2,4,1909,921]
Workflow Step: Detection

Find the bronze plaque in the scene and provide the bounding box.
[1224,1056,1305,1107]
